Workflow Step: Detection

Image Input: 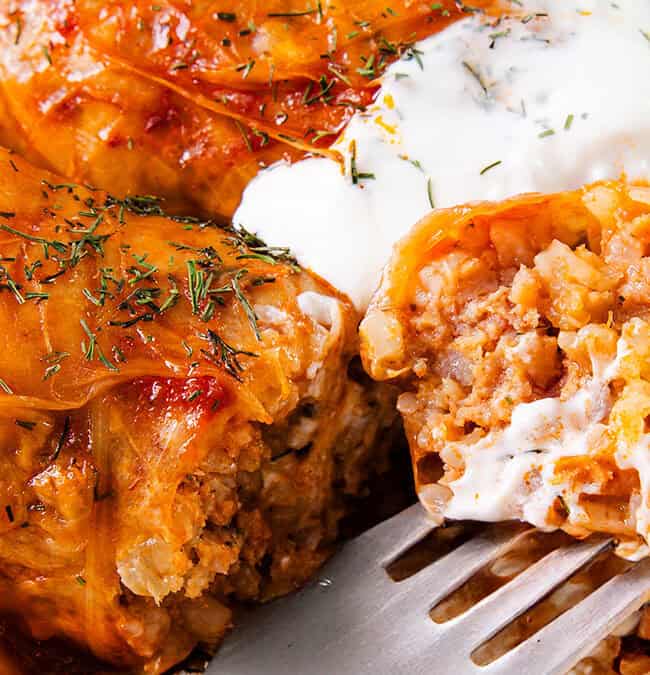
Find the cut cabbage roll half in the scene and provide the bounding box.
[0,148,396,672]
[361,181,650,560]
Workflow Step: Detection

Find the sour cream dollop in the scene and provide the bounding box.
[235,0,650,310]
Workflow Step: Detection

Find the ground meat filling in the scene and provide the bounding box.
[364,184,650,559]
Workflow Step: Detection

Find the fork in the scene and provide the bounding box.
[211,503,650,675]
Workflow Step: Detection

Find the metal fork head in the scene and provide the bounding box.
[210,503,650,675]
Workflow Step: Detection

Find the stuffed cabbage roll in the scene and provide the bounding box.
[361,181,650,559]
[0,148,396,672]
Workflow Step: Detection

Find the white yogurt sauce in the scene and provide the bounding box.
[434,321,650,557]
[235,0,650,310]
[441,333,624,530]
[442,388,601,527]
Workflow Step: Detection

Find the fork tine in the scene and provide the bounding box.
[297,522,532,675]
[215,515,522,675]
[437,536,612,654]
[298,502,436,585]
[212,501,650,675]
[490,556,650,675]
[356,502,437,564]
[388,522,530,612]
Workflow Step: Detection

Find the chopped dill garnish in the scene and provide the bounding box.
[426,177,435,208]
[41,350,70,382]
[66,214,111,268]
[480,160,502,175]
[357,53,376,78]
[42,180,77,191]
[24,260,42,280]
[252,128,269,146]
[186,260,202,315]
[267,8,317,17]
[302,81,314,103]
[349,140,375,184]
[378,37,398,55]
[404,46,424,70]
[228,224,299,269]
[304,76,335,105]
[310,129,338,144]
[26,292,49,301]
[0,266,24,304]
[80,319,118,371]
[234,119,253,152]
[236,251,278,265]
[0,182,305,392]
[538,128,555,138]
[126,253,158,285]
[232,270,261,340]
[564,113,574,130]
[201,329,257,381]
[82,288,102,306]
[236,59,255,79]
[169,241,221,261]
[462,61,488,95]
[489,28,510,48]
[43,363,61,380]
[201,299,217,322]
[0,222,66,259]
[104,194,205,227]
[159,275,180,313]
[41,270,66,284]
